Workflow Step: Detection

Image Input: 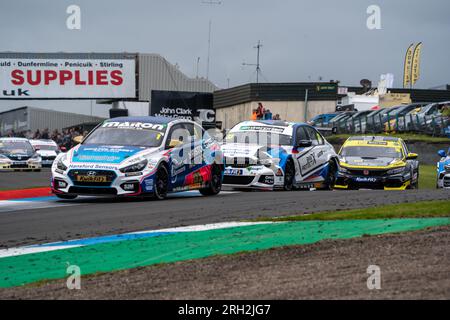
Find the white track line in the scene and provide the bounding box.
[0,221,272,259]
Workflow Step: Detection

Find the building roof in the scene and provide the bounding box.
[214,82,339,109]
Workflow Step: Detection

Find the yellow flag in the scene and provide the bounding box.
[411,42,422,85]
[403,44,414,88]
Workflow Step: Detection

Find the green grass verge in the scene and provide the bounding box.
[254,200,450,222]
[419,164,437,189]
[327,133,449,144]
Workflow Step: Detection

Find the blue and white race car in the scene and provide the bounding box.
[221,120,338,190]
[437,147,450,189]
[51,117,224,200]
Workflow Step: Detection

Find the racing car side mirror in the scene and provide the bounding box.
[438,150,446,158]
[296,140,313,148]
[406,152,418,160]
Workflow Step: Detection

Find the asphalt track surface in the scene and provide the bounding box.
[0,169,51,190]
[0,180,449,248]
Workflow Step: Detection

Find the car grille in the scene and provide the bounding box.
[8,155,31,161]
[444,176,450,188]
[68,170,117,187]
[348,169,388,177]
[225,157,258,168]
[223,175,255,185]
[10,163,29,169]
[68,186,118,195]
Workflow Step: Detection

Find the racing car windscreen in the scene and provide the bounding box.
[226,131,292,146]
[82,128,165,147]
[341,146,403,159]
[0,140,34,155]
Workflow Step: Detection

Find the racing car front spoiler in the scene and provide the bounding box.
[335,175,411,190]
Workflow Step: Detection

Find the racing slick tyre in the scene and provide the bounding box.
[410,170,419,189]
[199,165,222,196]
[321,160,337,190]
[55,194,77,200]
[153,165,169,200]
[283,158,295,191]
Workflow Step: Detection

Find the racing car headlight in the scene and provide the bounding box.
[28,153,42,163]
[56,154,68,171]
[387,166,406,175]
[445,165,450,173]
[338,166,349,174]
[119,159,148,173]
[0,154,11,163]
[257,158,273,168]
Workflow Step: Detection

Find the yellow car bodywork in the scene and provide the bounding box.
[335,138,417,190]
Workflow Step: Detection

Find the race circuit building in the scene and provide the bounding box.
[0,106,105,136]
[213,82,339,129]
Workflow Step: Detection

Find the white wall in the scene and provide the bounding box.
[216,100,336,130]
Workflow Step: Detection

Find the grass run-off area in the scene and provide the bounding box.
[419,164,437,189]
[254,200,450,222]
[326,133,450,144]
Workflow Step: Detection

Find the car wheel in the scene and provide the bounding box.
[154,165,169,200]
[283,159,295,191]
[413,170,419,189]
[200,165,222,196]
[55,194,77,200]
[321,160,337,190]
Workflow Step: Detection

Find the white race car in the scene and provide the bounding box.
[29,139,61,167]
[51,117,224,200]
[437,148,450,189]
[0,137,42,171]
[221,120,338,190]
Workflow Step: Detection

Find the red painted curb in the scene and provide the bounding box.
[0,187,52,201]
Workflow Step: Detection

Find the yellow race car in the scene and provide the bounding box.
[335,136,419,190]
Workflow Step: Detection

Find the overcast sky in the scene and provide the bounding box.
[0,0,449,116]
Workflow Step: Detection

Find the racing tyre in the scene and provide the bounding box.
[411,170,419,189]
[55,194,77,200]
[283,159,295,191]
[200,165,222,196]
[154,165,169,200]
[321,160,337,190]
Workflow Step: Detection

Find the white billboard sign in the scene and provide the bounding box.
[0,58,136,99]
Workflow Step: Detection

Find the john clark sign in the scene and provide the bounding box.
[0,58,136,99]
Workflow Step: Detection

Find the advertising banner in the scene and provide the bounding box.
[411,42,422,86]
[403,43,414,88]
[0,58,136,99]
[150,90,215,126]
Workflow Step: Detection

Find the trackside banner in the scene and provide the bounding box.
[151,90,215,125]
[0,58,136,99]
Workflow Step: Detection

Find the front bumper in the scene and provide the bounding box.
[52,167,156,197]
[222,165,284,190]
[335,172,411,190]
[0,161,42,171]
[437,172,450,189]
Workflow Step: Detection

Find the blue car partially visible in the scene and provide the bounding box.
[308,113,339,127]
[436,147,450,189]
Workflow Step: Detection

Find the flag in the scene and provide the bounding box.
[403,43,414,88]
[411,42,422,86]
